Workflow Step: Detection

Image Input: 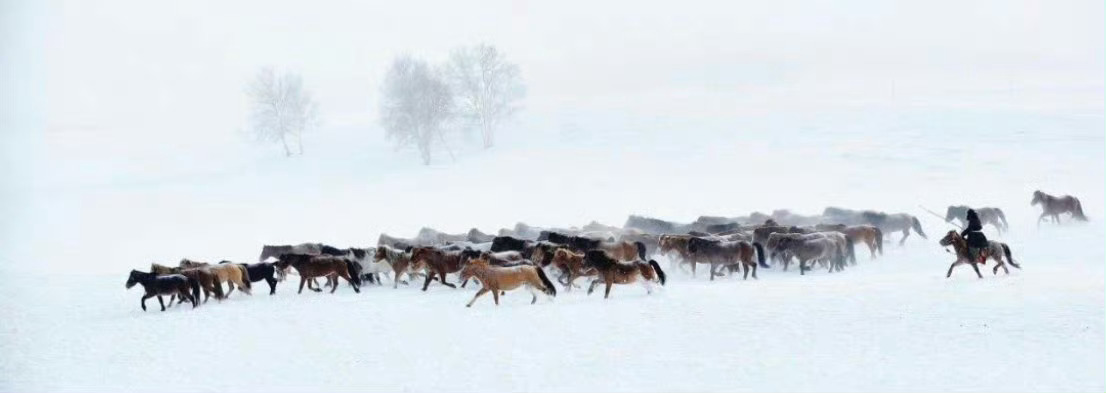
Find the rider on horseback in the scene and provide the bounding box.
[961,209,989,263]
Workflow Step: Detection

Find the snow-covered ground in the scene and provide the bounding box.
[1,106,1103,391]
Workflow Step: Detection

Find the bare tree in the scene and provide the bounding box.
[246,67,319,156]
[444,44,525,149]
[379,55,454,165]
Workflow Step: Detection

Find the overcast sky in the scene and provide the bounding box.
[2,0,1103,173]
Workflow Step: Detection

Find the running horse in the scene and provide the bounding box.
[938,230,1021,278]
[1031,190,1088,226]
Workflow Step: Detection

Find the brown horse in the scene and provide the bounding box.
[410,247,467,291]
[657,234,693,270]
[549,248,597,290]
[274,254,360,294]
[180,259,252,297]
[939,230,1021,278]
[583,251,666,299]
[459,258,557,307]
[152,263,224,304]
[815,224,883,259]
[1032,190,1088,225]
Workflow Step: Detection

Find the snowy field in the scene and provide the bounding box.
[1,108,1104,392]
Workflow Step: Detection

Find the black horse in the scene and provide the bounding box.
[125,270,198,311]
[221,261,282,295]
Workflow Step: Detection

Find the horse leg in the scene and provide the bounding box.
[604,280,613,299]
[587,279,601,295]
[157,295,166,312]
[946,260,963,278]
[461,277,470,288]
[899,229,909,246]
[437,268,456,288]
[1037,213,1047,227]
[266,277,277,295]
[744,263,751,280]
[338,270,360,293]
[691,260,697,278]
[970,262,983,279]
[492,289,500,305]
[466,288,489,307]
[225,280,236,296]
[422,271,435,291]
[708,263,716,281]
[298,277,307,294]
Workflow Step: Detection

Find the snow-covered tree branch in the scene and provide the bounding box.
[246,68,319,156]
[379,55,455,165]
[444,44,525,149]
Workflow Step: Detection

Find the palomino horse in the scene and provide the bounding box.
[125,270,198,311]
[459,258,557,307]
[152,263,224,304]
[180,259,252,297]
[685,237,766,280]
[457,249,526,288]
[1032,190,1088,225]
[815,224,883,259]
[946,206,1009,233]
[274,254,360,294]
[939,230,1021,278]
[583,251,666,299]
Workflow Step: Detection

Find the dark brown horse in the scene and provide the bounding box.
[274,254,360,294]
[1032,190,1088,225]
[583,251,666,299]
[939,230,1021,278]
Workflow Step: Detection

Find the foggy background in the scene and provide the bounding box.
[1,0,1103,273]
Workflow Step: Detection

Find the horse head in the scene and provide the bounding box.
[125,270,145,289]
[1031,190,1043,205]
[938,230,959,247]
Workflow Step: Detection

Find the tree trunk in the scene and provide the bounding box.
[481,116,493,149]
[280,133,292,157]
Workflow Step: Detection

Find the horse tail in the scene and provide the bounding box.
[1073,198,1089,221]
[188,277,200,307]
[752,242,768,268]
[844,235,856,264]
[634,241,647,260]
[534,267,557,297]
[237,265,252,289]
[648,259,667,286]
[911,216,927,239]
[874,227,884,255]
[995,208,1010,229]
[1002,243,1021,269]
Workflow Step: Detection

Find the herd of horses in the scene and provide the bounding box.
[125,190,1088,311]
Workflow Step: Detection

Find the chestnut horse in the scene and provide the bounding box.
[410,247,467,291]
[583,251,666,299]
[549,248,597,290]
[459,258,557,307]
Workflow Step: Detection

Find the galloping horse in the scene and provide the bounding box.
[583,251,666,299]
[458,258,557,307]
[1032,190,1088,225]
[946,206,1009,233]
[938,230,1021,278]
